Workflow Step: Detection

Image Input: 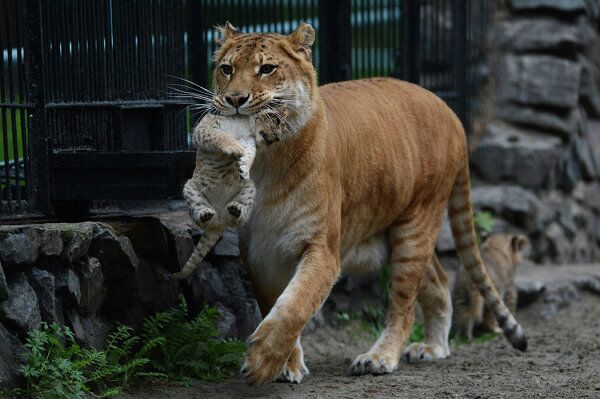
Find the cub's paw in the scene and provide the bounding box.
[350,351,398,375]
[402,342,450,363]
[226,202,243,218]
[260,131,280,146]
[191,206,215,225]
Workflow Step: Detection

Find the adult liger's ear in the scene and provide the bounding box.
[215,21,241,45]
[287,23,315,60]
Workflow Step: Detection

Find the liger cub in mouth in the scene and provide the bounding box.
[188,21,528,384]
[171,110,290,280]
[453,233,530,339]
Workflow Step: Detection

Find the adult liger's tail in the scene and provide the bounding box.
[170,227,226,280]
[447,162,527,351]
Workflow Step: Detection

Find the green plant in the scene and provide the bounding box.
[17,299,245,398]
[139,299,245,383]
[473,211,494,244]
[19,323,148,399]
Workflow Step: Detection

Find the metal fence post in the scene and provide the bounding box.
[454,0,468,127]
[24,0,50,215]
[400,0,420,83]
[317,0,352,84]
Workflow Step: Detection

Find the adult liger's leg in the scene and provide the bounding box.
[242,243,340,384]
[403,255,452,362]
[351,209,443,375]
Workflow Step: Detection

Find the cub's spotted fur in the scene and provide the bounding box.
[171,111,288,280]
[453,233,530,339]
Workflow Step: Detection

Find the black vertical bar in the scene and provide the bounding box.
[25,0,51,215]
[188,0,206,92]
[318,0,351,84]
[454,0,467,127]
[401,0,420,83]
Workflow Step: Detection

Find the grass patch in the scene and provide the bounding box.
[10,297,244,399]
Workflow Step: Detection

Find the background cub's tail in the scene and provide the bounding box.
[170,227,226,280]
[447,163,527,351]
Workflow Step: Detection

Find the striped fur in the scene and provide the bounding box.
[448,168,528,350]
[203,23,527,384]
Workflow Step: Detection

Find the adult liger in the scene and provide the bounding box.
[205,22,527,384]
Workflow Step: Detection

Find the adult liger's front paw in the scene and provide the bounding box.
[241,320,296,384]
[350,351,398,375]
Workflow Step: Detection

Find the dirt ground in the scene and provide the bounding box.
[118,291,600,399]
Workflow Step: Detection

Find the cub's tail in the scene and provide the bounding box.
[170,227,226,280]
[447,162,527,351]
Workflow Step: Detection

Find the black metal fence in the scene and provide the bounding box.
[0,0,497,219]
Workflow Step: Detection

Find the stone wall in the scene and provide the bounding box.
[457,0,600,263]
[0,215,261,389]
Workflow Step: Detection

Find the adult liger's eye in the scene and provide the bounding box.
[259,64,277,75]
[221,64,233,75]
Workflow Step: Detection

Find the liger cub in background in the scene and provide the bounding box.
[453,233,530,339]
[195,22,528,384]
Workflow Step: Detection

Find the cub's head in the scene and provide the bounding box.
[481,233,530,267]
[211,22,317,121]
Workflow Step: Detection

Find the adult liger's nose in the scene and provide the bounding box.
[225,94,249,108]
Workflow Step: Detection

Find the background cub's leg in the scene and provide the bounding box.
[453,278,483,339]
[403,255,452,362]
[351,211,442,375]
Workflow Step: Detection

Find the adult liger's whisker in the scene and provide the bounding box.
[166,75,215,95]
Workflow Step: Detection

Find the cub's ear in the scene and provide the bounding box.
[287,23,315,60]
[511,234,530,254]
[215,21,241,44]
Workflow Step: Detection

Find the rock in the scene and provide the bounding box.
[111,217,169,262]
[0,262,7,301]
[436,211,454,253]
[498,55,581,109]
[213,229,240,257]
[582,120,600,175]
[0,233,36,266]
[470,185,542,233]
[472,122,562,189]
[545,222,571,263]
[38,228,63,257]
[135,260,178,313]
[89,230,139,277]
[56,268,82,307]
[558,136,596,192]
[65,307,85,342]
[0,322,26,389]
[509,0,586,12]
[579,57,600,118]
[29,268,57,322]
[80,317,114,350]
[495,17,582,54]
[581,183,600,212]
[61,223,95,264]
[0,275,41,335]
[214,302,237,338]
[78,257,104,316]
[304,310,326,333]
[188,262,228,303]
[497,104,574,139]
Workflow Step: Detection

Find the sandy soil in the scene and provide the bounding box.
[119,293,600,399]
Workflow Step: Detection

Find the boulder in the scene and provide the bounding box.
[0,262,7,301]
[497,54,581,109]
[78,257,104,316]
[470,185,542,233]
[582,120,600,175]
[135,260,179,313]
[213,229,240,257]
[545,222,571,263]
[61,223,95,264]
[509,0,586,13]
[38,228,63,257]
[56,268,82,307]
[435,211,454,253]
[581,183,600,213]
[497,104,574,139]
[0,233,36,266]
[0,322,26,389]
[0,275,41,336]
[111,217,169,262]
[214,302,237,338]
[558,136,596,191]
[472,122,562,189]
[29,268,57,322]
[89,230,139,277]
[495,17,582,54]
[579,57,600,118]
